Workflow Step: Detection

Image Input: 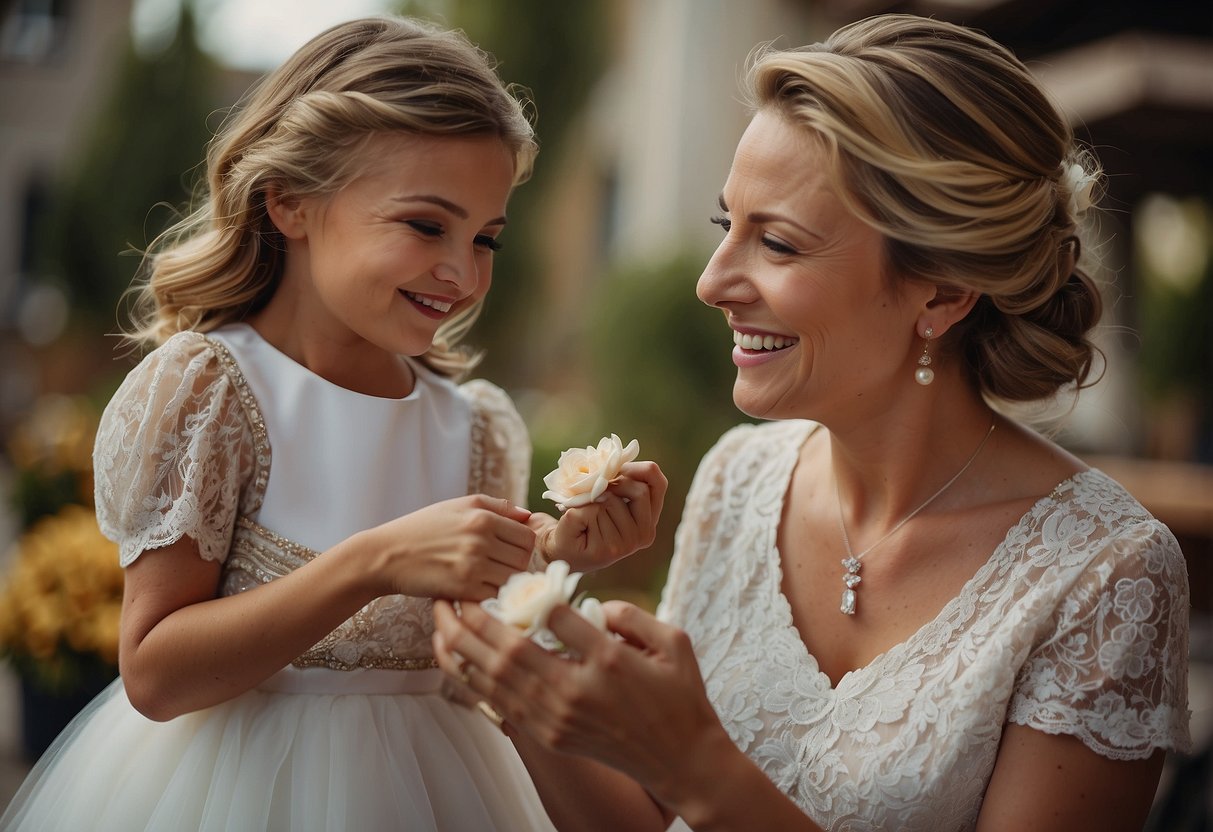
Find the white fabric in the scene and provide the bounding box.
[211,324,472,552]
[3,324,551,832]
[659,420,1191,832]
[1,678,550,832]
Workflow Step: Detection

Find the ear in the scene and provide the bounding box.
[265,186,309,240]
[917,283,980,339]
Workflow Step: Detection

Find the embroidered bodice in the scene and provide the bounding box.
[658,420,1191,831]
[94,326,531,672]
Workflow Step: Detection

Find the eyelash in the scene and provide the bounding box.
[406,221,503,253]
[709,214,797,255]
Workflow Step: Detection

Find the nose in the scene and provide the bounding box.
[432,245,481,298]
[696,234,754,308]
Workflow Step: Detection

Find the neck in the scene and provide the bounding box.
[825,379,996,531]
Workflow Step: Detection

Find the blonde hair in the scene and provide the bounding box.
[749,14,1103,402]
[127,15,537,377]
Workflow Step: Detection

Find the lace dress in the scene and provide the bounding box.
[1,324,554,832]
[659,421,1191,832]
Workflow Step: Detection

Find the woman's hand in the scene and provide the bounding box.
[432,597,729,809]
[534,461,668,572]
[362,494,535,602]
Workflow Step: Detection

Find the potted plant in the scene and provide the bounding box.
[0,395,121,760]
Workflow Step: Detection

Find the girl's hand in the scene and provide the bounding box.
[535,461,667,572]
[432,598,729,809]
[363,494,535,601]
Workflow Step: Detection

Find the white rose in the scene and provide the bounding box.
[541,434,640,510]
[487,559,582,636]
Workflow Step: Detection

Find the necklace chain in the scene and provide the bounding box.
[836,421,996,615]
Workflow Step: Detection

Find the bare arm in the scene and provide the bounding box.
[976,723,1164,831]
[121,495,534,721]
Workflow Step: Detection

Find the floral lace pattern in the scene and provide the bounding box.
[659,420,1191,830]
[95,332,263,567]
[94,335,532,671]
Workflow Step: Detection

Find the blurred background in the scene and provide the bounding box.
[0,0,1210,823]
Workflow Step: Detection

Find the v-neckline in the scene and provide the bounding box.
[764,421,1090,694]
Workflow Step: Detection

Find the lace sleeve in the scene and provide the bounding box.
[93,332,257,567]
[1008,518,1191,759]
[657,424,756,626]
[462,379,531,507]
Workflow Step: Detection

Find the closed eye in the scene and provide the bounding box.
[761,236,798,255]
[710,214,731,233]
[474,234,503,252]
[406,220,443,237]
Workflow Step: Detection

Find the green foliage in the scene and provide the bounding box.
[401,0,610,386]
[586,252,753,563]
[37,6,218,322]
[1138,261,1213,407]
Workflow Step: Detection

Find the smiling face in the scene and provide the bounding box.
[279,131,516,358]
[696,110,932,423]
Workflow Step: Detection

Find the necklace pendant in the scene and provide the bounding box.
[840,558,861,615]
[840,587,857,615]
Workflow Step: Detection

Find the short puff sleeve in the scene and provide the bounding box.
[93,332,259,567]
[1008,517,1191,759]
[462,379,531,507]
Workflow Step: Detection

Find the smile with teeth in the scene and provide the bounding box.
[734,331,797,351]
[403,291,453,313]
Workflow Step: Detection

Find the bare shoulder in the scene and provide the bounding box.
[981,416,1088,504]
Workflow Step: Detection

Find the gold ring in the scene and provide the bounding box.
[476,700,505,729]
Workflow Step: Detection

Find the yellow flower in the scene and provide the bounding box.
[7,395,97,477]
[0,505,122,665]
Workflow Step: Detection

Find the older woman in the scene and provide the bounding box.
[433,14,1190,831]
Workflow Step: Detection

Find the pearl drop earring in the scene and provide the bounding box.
[915,326,935,386]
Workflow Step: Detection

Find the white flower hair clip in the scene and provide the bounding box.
[1062,161,1097,218]
[541,434,640,511]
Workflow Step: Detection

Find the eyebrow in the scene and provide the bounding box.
[392,194,507,226]
[716,192,823,240]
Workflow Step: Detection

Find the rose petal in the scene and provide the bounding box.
[577,597,606,632]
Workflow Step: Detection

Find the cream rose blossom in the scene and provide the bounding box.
[483,560,607,643]
[541,434,640,510]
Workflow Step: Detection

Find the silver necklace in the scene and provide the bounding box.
[836,422,996,616]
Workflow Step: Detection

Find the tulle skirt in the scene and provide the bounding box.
[0,667,555,831]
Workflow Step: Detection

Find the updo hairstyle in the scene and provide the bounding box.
[748,14,1103,402]
[129,15,538,377]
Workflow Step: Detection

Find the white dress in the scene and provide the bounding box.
[1,324,556,832]
[659,421,1191,832]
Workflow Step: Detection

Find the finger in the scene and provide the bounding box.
[599,601,674,652]
[480,495,532,524]
[432,631,479,706]
[599,491,643,544]
[621,461,668,519]
[489,514,538,556]
[591,497,629,553]
[454,560,522,600]
[546,603,614,656]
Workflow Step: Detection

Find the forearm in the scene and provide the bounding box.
[656,726,823,832]
[122,535,376,719]
[511,730,670,832]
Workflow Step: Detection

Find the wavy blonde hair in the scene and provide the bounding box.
[126,15,537,377]
[749,14,1103,402]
